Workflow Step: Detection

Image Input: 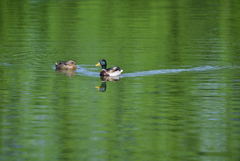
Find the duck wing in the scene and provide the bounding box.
[106,67,122,73]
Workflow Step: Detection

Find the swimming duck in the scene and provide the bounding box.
[100,76,120,82]
[96,59,123,76]
[55,60,77,70]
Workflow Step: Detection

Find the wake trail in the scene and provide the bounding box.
[122,66,223,77]
[76,65,228,78]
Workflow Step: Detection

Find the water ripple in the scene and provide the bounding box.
[122,66,223,77]
[76,65,226,78]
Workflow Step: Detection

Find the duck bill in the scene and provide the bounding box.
[95,62,101,66]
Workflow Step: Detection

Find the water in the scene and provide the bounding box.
[1,0,240,161]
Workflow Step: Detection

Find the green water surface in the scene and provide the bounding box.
[0,0,240,161]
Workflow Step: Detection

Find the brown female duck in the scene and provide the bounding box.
[55,60,77,70]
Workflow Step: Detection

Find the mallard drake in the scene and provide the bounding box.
[95,59,123,76]
[55,60,77,70]
[100,76,120,82]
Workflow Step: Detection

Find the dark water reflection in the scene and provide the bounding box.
[1,0,240,161]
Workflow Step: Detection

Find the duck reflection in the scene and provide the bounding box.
[55,69,76,77]
[96,76,120,92]
[96,82,107,92]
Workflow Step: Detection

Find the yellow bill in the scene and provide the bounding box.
[95,62,101,66]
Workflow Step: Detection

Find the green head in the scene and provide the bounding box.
[96,59,107,69]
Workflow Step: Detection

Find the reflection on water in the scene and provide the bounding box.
[1,0,240,161]
[96,82,107,92]
[55,69,76,77]
[96,76,120,92]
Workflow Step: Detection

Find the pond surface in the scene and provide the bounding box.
[1,0,240,161]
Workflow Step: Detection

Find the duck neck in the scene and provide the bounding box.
[101,64,107,69]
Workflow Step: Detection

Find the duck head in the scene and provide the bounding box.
[96,59,107,69]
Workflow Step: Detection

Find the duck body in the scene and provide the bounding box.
[55,60,77,70]
[100,75,120,81]
[100,67,123,76]
[96,59,123,76]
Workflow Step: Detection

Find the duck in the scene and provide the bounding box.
[95,59,123,76]
[55,60,77,70]
[100,76,120,82]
